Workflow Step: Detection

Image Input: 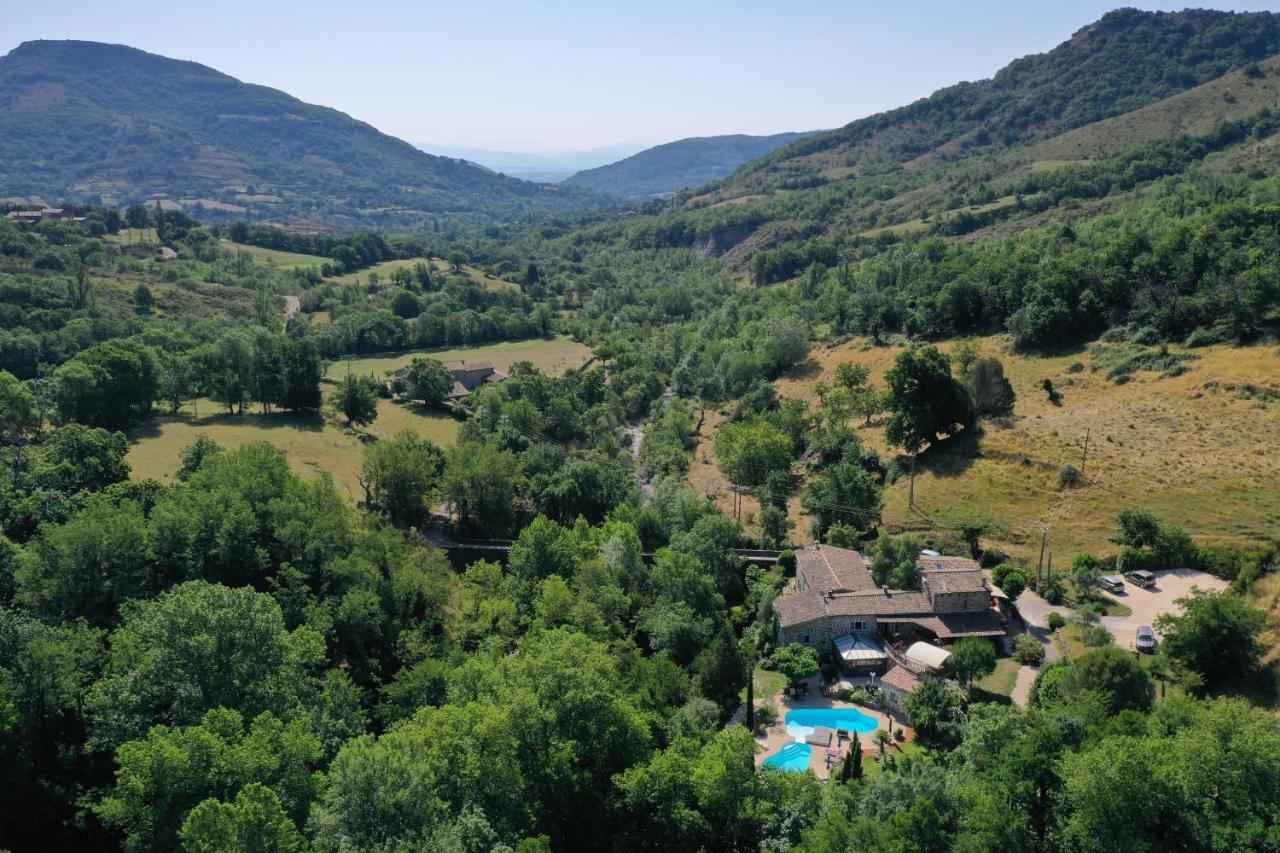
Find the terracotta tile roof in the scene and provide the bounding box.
[880,664,922,693]
[826,590,931,616]
[772,593,828,626]
[916,555,980,572]
[795,544,876,594]
[932,610,1006,638]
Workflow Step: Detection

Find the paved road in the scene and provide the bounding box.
[1098,568,1228,649]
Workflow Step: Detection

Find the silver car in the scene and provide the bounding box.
[1135,626,1157,653]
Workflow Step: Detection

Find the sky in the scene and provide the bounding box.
[5,1,1280,152]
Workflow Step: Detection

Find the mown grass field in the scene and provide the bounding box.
[324,257,519,292]
[691,336,1280,563]
[126,397,459,501]
[326,337,593,381]
[127,339,588,497]
[220,239,329,269]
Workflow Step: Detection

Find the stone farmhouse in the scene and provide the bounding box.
[442,360,507,401]
[773,544,1005,666]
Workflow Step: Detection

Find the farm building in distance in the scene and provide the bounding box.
[443,361,507,401]
[390,359,509,403]
[5,208,84,223]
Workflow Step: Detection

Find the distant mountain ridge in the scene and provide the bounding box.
[0,40,597,223]
[561,131,819,198]
[417,142,651,183]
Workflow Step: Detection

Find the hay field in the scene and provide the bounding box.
[326,337,592,381]
[325,258,519,292]
[127,398,459,501]
[697,336,1280,561]
[220,239,328,269]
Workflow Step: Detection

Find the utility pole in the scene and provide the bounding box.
[1080,427,1091,480]
[908,453,917,510]
[1036,525,1048,587]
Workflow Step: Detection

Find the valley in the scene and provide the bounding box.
[3,7,1280,852]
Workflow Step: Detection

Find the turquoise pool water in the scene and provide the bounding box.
[762,742,811,771]
[784,707,878,741]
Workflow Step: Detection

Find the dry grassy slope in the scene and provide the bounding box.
[1021,53,1280,164]
[702,337,1280,563]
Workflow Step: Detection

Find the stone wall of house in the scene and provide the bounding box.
[831,616,880,637]
[926,590,989,613]
[777,616,831,647]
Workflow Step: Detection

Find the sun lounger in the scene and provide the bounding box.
[805,726,834,747]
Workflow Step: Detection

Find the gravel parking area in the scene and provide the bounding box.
[1098,568,1228,649]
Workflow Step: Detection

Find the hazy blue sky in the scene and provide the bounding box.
[6,1,1279,151]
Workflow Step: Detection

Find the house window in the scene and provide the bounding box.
[802,634,811,645]
[852,620,867,632]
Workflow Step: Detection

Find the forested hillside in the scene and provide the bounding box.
[0,41,599,224]
[719,8,1280,197]
[562,131,817,198]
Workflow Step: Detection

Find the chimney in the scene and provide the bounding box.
[882,585,889,596]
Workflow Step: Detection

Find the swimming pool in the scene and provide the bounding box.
[762,741,812,772]
[784,707,878,741]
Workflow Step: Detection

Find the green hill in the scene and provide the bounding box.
[576,9,1280,285]
[716,8,1280,199]
[0,40,597,223]
[561,131,817,198]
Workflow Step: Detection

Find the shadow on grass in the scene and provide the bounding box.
[128,409,327,442]
[969,687,1014,706]
[912,427,981,480]
[783,357,823,382]
[1212,662,1280,708]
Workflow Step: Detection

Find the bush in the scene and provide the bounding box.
[777,549,796,572]
[1183,325,1219,347]
[1058,465,1082,488]
[1038,575,1066,605]
[756,702,778,728]
[1013,633,1046,665]
[1080,625,1114,647]
[1047,612,1066,631]
[1116,546,1161,574]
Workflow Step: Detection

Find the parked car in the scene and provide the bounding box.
[1125,569,1157,588]
[1135,626,1157,653]
[1099,575,1125,594]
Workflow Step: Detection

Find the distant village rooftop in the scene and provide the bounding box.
[5,208,84,223]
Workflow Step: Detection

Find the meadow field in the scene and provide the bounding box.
[127,398,459,500]
[324,257,519,291]
[325,337,593,380]
[691,336,1280,562]
[125,337,588,497]
[219,239,329,269]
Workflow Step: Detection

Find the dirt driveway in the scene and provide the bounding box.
[1098,568,1228,649]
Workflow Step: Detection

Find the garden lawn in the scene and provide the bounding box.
[973,656,1021,698]
[862,740,926,780]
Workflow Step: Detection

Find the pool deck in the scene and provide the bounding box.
[753,675,915,779]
